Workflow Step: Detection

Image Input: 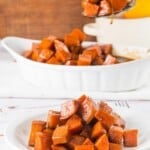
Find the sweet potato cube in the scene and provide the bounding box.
[70,28,86,42]
[123,129,138,147]
[66,114,83,133]
[52,125,69,145]
[28,121,46,146]
[51,145,67,150]
[39,49,54,61]
[100,44,112,55]
[98,101,112,114]
[95,134,109,150]
[95,110,116,129]
[31,48,41,61]
[83,138,94,145]
[109,143,122,150]
[68,135,85,149]
[47,110,60,129]
[108,125,124,144]
[79,97,96,124]
[65,60,77,66]
[98,0,112,16]
[60,100,79,120]
[46,56,61,65]
[64,34,80,47]
[43,128,53,137]
[40,38,54,49]
[82,1,99,17]
[75,145,95,150]
[77,54,92,66]
[103,54,118,65]
[34,132,52,150]
[91,121,106,139]
[93,57,103,65]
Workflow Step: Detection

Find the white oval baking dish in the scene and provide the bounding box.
[1,36,150,92]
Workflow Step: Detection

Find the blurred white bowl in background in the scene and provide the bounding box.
[1,36,150,92]
[84,17,150,47]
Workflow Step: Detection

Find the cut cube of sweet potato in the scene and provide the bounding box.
[40,38,54,49]
[98,101,112,114]
[79,96,97,124]
[103,54,118,65]
[28,121,46,146]
[47,110,60,129]
[52,125,69,145]
[95,110,116,129]
[51,145,67,150]
[68,135,85,149]
[39,49,54,61]
[60,100,79,120]
[82,1,99,17]
[77,54,92,66]
[109,142,122,150]
[43,128,53,137]
[83,138,94,145]
[66,114,83,134]
[75,144,95,150]
[34,132,52,150]
[91,121,106,139]
[108,125,124,144]
[46,56,61,65]
[123,129,138,147]
[95,134,109,150]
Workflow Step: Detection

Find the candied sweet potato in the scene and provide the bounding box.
[108,125,124,144]
[79,96,96,124]
[77,54,92,66]
[68,135,85,149]
[95,134,109,150]
[123,129,138,147]
[47,110,60,129]
[52,125,69,145]
[60,100,79,120]
[91,121,106,139]
[75,145,95,150]
[66,114,83,134]
[51,145,67,150]
[34,132,52,150]
[109,142,122,150]
[83,138,94,145]
[28,121,46,146]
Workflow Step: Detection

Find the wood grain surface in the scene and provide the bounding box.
[0,0,95,40]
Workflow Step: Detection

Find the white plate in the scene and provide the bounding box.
[5,108,150,150]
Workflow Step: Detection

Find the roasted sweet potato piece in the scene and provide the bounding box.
[39,49,54,61]
[98,0,112,16]
[28,121,46,146]
[123,129,138,147]
[60,100,79,120]
[79,97,97,124]
[66,114,83,134]
[91,121,106,139]
[46,56,61,65]
[40,38,54,49]
[95,134,109,150]
[82,1,99,17]
[51,145,67,150]
[70,28,86,43]
[83,138,94,145]
[47,110,60,129]
[95,110,116,129]
[75,145,95,150]
[77,54,92,66]
[103,54,118,65]
[108,125,124,144]
[98,101,112,114]
[100,44,112,55]
[109,142,122,150]
[82,45,101,60]
[68,135,85,149]
[52,125,69,145]
[109,0,128,12]
[111,112,126,128]
[34,132,52,150]
[65,60,77,65]
[43,128,53,137]
[92,56,104,65]
[31,48,41,61]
